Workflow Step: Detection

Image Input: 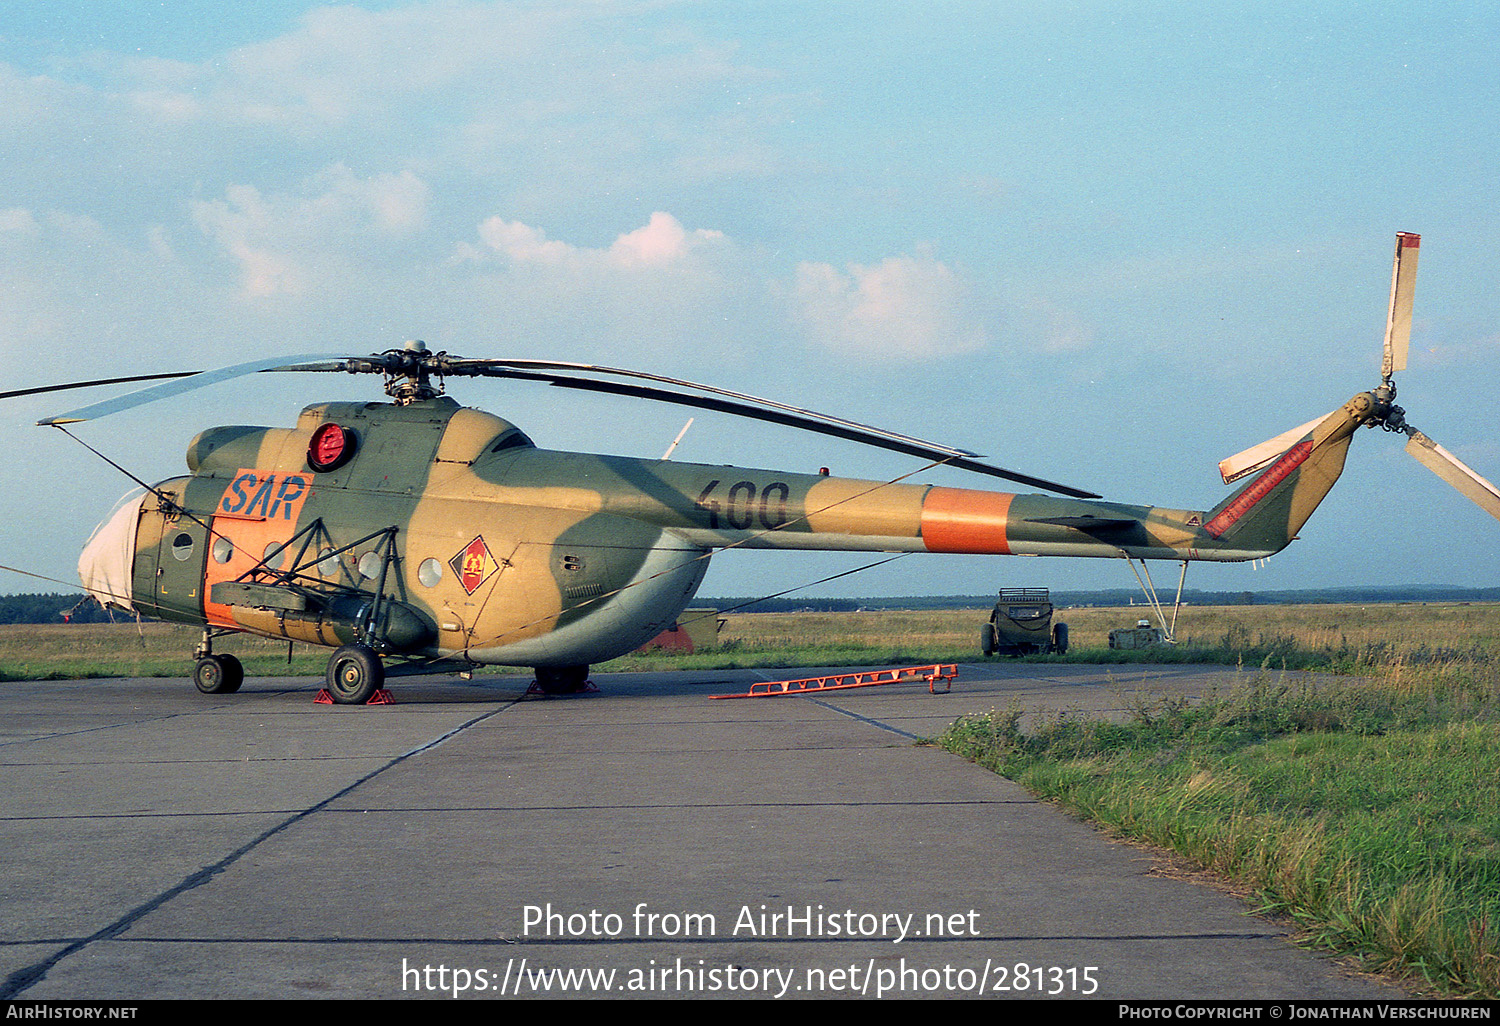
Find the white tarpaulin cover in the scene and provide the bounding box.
[79,490,143,612]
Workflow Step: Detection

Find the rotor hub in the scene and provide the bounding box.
[382,340,446,405]
[1369,383,1409,435]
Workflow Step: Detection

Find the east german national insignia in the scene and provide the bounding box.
[450,536,500,595]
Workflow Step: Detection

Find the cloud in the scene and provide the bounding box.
[191,166,431,298]
[0,208,39,236]
[1023,297,1095,354]
[1412,329,1500,370]
[449,210,761,364]
[471,211,726,271]
[612,212,726,267]
[791,248,989,360]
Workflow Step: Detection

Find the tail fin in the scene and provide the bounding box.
[1201,393,1376,555]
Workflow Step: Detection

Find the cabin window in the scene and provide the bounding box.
[418,558,443,588]
[262,542,285,570]
[211,537,234,564]
[358,552,382,580]
[170,533,195,562]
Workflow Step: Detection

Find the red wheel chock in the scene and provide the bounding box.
[314,688,395,705]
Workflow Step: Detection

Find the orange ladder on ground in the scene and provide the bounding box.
[709,663,956,699]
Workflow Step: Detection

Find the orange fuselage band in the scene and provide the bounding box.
[920,487,1013,554]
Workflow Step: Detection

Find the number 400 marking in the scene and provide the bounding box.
[694,479,791,531]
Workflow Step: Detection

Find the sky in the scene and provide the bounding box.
[1,0,1498,604]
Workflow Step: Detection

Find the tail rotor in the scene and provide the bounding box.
[1368,232,1500,522]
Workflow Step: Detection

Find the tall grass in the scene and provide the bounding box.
[939,661,1500,996]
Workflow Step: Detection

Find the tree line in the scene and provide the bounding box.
[1,585,1497,624]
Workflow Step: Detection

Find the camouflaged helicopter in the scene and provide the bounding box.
[14,232,1500,703]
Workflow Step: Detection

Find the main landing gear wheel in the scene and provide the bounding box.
[326,644,385,704]
[533,665,590,695]
[194,653,244,694]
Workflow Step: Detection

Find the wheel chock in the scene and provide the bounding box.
[524,679,600,697]
[314,688,396,705]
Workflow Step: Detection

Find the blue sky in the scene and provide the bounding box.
[1,1,1497,601]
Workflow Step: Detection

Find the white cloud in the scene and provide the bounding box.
[0,208,39,236]
[449,210,759,364]
[191,166,431,298]
[791,248,989,361]
[473,219,579,266]
[611,212,725,267]
[472,211,725,271]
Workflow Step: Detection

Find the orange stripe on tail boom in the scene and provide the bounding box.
[920,487,1013,554]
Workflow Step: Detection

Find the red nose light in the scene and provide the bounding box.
[308,423,355,472]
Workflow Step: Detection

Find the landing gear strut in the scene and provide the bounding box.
[192,630,244,694]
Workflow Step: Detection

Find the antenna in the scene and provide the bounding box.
[662,418,694,460]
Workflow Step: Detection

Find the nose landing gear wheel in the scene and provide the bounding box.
[194,654,244,694]
[326,645,384,704]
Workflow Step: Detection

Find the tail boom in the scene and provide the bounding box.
[622,395,1377,565]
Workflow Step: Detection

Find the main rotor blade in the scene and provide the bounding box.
[447,357,982,457]
[37,353,352,425]
[1405,428,1500,521]
[0,371,201,403]
[458,363,1101,497]
[21,346,1101,498]
[1381,231,1420,380]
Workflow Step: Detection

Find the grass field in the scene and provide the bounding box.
[3,600,1499,678]
[4,601,1498,994]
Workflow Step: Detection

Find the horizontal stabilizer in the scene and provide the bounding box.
[1023,515,1136,533]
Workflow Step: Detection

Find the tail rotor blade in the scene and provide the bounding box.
[1218,414,1325,484]
[1405,429,1500,521]
[1381,232,1420,381]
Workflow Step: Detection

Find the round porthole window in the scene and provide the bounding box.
[170,533,195,561]
[212,537,234,564]
[418,558,443,588]
[262,542,285,570]
[318,548,340,577]
[308,423,356,472]
[358,551,382,580]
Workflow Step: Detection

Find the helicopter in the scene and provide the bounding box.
[10,232,1499,703]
